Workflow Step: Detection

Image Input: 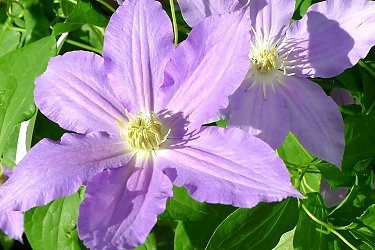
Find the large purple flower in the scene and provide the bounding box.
[178,0,375,167]
[0,168,23,242]
[0,0,300,249]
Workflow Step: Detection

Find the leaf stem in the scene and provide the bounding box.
[96,0,115,13]
[358,60,375,79]
[65,39,102,54]
[301,204,358,250]
[0,157,16,169]
[169,0,178,45]
[0,17,11,45]
[0,23,25,32]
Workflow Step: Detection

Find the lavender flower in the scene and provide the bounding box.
[0,0,300,248]
[0,167,23,242]
[178,0,375,167]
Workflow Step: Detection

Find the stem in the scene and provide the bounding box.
[96,0,115,13]
[169,0,178,45]
[178,25,190,35]
[358,60,375,79]
[65,39,102,54]
[0,23,25,32]
[301,204,357,250]
[0,17,11,45]
[0,157,16,169]
[365,100,375,115]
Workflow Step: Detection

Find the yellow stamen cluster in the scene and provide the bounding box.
[252,47,279,73]
[117,110,169,151]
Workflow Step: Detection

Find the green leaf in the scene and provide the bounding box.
[160,186,232,221]
[134,233,157,250]
[23,0,53,43]
[0,231,14,250]
[360,65,375,115]
[278,133,314,165]
[174,222,200,250]
[329,160,375,226]
[315,161,352,188]
[293,0,312,20]
[349,204,375,249]
[28,111,67,148]
[0,36,56,158]
[294,193,330,250]
[206,198,299,250]
[24,192,84,250]
[174,216,229,250]
[169,190,235,250]
[278,133,321,195]
[343,113,375,172]
[335,65,363,101]
[53,0,108,36]
[273,228,295,250]
[0,29,21,57]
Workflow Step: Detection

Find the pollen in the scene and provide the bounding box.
[252,47,279,73]
[117,110,170,151]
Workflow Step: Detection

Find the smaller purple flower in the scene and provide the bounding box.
[177,0,375,167]
[0,0,301,249]
[0,167,23,242]
[330,88,358,106]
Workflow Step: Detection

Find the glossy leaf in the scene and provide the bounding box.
[24,192,84,250]
[0,36,56,159]
[206,198,299,250]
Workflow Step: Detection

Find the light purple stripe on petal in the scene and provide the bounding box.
[103,0,174,113]
[35,51,125,135]
[78,154,172,250]
[287,0,375,78]
[278,76,344,167]
[158,8,251,130]
[160,127,301,208]
[177,0,244,27]
[228,82,290,149]
[0,132,134,213]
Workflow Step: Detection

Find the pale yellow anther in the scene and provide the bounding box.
[117,110,170,151]
[252,47,279,73]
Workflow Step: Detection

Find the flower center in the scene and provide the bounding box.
[252,47,279,73]
[247,28,295,85]
[117,111,170,151]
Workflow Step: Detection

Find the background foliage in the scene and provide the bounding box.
[0,0,374,249]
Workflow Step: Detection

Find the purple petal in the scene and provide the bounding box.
[278,76,344,167]
[287,0,375,78]
[250,0,295,38]
[161,127,301,208]
[330,88,357,106]
[177,0,245,27]
[78,155,172,250]
[0,132,134,212]
[320,179,347,208]
[0,211,23,241]
[103,0,174,113]
[228,81,290,149]
[158,9,250,130]
[35,51,125,135]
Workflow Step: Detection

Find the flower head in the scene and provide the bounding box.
[178,0,375,167]
[0,0,301,249]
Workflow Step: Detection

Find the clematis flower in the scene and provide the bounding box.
[0,0,300,249]
[177,0,375,167]
[0,167,23,242]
